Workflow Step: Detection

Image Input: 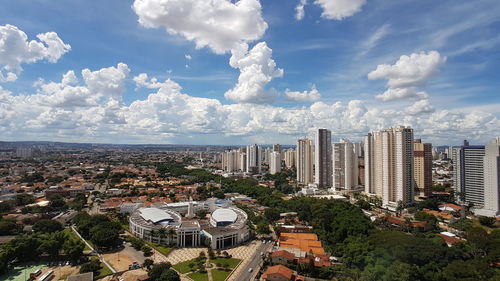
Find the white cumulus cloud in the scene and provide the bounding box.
[368,50,446,89]
[0,24,70,82]
[132,0,267,54]
[376,87,429,102]
[285,85,321,102]
[314,0,366,20]
[224,42,283,104]
[406,99,435,115]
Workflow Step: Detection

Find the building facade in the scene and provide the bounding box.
[332,139,359,191]
[413,139,433,198]
[364,126,414,208]
[283,149,296,169]
[270,151,282,175]
[479,138,500,217]
[315,129,332,188]
[296,138,313,185]
[452,145,485,205]
[246,144,261,174]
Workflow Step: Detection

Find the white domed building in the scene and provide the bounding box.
[129,199,249,249]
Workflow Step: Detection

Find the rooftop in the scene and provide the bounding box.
[139,208,174,224]
[211,208,238,223]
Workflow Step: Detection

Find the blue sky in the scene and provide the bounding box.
[0,0,499,145]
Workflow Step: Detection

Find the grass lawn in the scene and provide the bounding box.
[63,228,91,251]
[211,269,231,281]
[146,241,172,257]
[173,258,205,274]
[210,258,241,269]
[187,272,209,281]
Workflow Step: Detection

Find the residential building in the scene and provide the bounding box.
[283,149,296,169]
[296,138,313,185]
[270,151,282,175]
[246,144,261,174]
[332,139,359,191]
[314,129,332,188]
[452,144,485,205]
[476,138,500,217]
[413,139,433,198]
[364,126,414,209]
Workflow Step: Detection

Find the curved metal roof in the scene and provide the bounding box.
[211,208,238,223]
[139,207,173,224]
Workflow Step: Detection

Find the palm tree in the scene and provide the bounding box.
[167,228,176,245]
[158,228,167,244]
[149,229,157,243]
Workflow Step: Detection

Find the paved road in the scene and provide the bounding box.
[237,241,274,281]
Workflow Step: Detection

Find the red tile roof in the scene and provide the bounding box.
[262,265,293,280]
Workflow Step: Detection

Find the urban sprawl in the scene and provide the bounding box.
[0,127,499,281]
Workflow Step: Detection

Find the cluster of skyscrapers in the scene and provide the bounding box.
[220,127,499,216]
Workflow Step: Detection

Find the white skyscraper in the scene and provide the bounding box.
[332,139,359,191]
[222,150,240,172]
[284,149,296,169]
[269,151,281,175]
[315,129,332,188]
[297,138,313,185]
[477,138,500,217]
[364,126,414,208]
[452,144,485,205]
[246,144,261,174]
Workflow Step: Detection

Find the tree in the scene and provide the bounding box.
[213,189,225,199]
[33,219,63,233]
[90,223,119,248]
[0,219,22,235]
[48,194,67,210]
[15,193,35,206]
[0,200,15,212]
[478,216,495,227]
[157,270,180,281]
[63,238,85,261]
[143,259,154,270]
[264,208,280,222]
[149,262,172,280]
[142,245,153,256]
[256,222,271,234]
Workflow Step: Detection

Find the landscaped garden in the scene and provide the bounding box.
[172,251,241,281]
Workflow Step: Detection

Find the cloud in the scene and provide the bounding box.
[314,0,366,20]
[406,99,435,115]
[359,24,390,56]
[133,73,169,89]
[368,51,446,89]
[295,0,307,21]
[224,42,283,104]
[185,54,192,60]
[0,64,498,145]
[0,24,70,82]
[285,85,321,102]
[132,0,267,54]
[82,63,130,101]
[375,87,428,102]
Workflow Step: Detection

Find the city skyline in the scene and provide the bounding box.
[1,0,499,145]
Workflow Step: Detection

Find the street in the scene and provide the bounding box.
[237,241,274,281]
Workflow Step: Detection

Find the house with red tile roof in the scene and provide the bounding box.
[261,265,304,281]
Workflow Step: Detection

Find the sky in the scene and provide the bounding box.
[0,0,499,146]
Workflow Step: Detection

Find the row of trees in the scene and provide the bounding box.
[0,228,85,274]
